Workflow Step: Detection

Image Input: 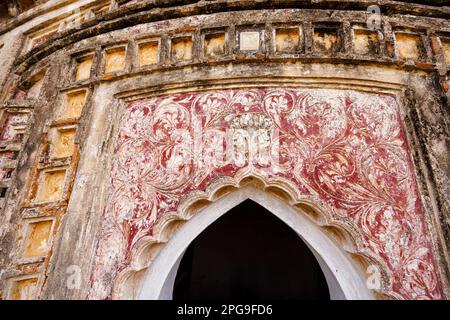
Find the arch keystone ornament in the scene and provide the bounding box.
[87,88,444,300]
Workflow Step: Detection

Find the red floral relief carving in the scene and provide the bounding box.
[89,88,443,299]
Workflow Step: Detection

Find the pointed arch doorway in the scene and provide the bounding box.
[173,199,330,300]
[137,187,374,300]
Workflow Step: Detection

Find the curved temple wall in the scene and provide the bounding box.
[0,0,449,300]
[90,88,442,300]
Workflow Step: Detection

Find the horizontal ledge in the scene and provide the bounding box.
[114,76,405,101]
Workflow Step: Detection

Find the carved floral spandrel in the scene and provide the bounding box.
[88,88,444,300]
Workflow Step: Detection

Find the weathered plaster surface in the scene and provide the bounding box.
[89,88,443,300]
[0,0,449,300]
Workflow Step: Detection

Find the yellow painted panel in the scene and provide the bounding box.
[23,220,53,257]
[442,40,450,65]
[314,29,339,53]
[138,42,159,66]
[36,170,66,202]
[75,56,93,81]
[395,33,423,59]
[171,37,193,61]
[10,278,38,300]
[354,29,379,55]
[105,48,126,73]
[64,90,86,118]
[275,28,299,53]
[205,33,226,57]
[51,129,76,158]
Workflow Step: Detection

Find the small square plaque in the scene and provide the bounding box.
[239,31,260,51]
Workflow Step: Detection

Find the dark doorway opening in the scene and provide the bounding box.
[173,199,330,301]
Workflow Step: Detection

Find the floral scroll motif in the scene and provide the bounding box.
[88,88,443,300]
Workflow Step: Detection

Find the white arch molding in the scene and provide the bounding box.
[137,186,374,300]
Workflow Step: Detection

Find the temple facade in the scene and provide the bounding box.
[0,0,449,300]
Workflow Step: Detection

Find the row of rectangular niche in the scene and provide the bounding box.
[27,88,88,205]
[4,87,87,300]
[6,214,56,298]
[8,89,87,300]
[71,24,450,82]
[5,87,86,299]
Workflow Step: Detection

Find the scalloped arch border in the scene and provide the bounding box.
[112,169,398,300]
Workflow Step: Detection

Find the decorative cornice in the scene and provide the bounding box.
[10,0,450,74]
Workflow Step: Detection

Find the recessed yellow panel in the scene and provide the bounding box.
[395,33,424,60]
[353,29,379,55]
[205,33,226,57]
[64,90,86,118]
[313,29,340,53]
[442,40,450,65]
[10,278,38,300]
[105,48,126,73]
[275,28,300,53]
[138,42,159,66]
[51,129,76,158]
[75,56,93,81]
[36,170,66,203]
[23,220,53,257]
[171,37,193,61]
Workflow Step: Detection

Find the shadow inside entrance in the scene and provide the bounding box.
[173,199,330,301]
